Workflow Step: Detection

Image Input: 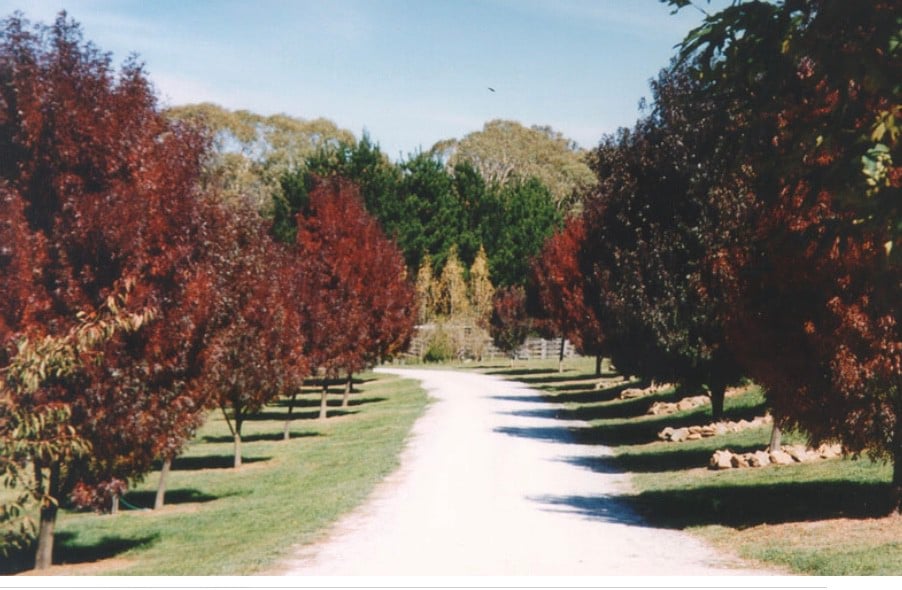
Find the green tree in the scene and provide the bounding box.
[302,134,405,237]
[482,178,563,287]
[396,153,467,272]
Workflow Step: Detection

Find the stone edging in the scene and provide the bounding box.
[658,415,772,442]
[709,443,844,470]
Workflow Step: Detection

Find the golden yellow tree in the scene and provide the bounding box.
[468,245,495,325]
[414,254,438,324]
[435,246,469,318]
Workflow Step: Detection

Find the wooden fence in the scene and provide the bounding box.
[405,323,576,362]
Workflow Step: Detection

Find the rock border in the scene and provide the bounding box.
[709,443,843,470]
[659,415,772,442]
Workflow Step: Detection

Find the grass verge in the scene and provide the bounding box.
[484,357,901,576]
[6,371,428,575]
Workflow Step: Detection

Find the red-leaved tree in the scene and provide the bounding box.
[489,286,532,366]
[1,13,215,565]
[530,217,605,374]
[674,0,901,508]
[290,177,415,418]
[193,200,307,468]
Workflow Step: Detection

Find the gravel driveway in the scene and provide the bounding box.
[280,368,775,576]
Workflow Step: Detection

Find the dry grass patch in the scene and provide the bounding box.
[698,514,902,575]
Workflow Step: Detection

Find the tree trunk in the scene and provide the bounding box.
[319,380,329,420]
[35,500,57,570]
[110,493,120,515]
[342,372,353,408]
[709,383,725,422]
[768,420,783,453]
[892,415,901,513]
[233,412,244,468]
[558,337,565,373]
[284,392,297,441]
[33,461,60,571]
[220,404,242,468]
[233,431,242,468]
[154,457,172,510]
[595,354,602,377]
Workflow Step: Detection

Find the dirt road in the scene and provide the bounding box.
[280,368,775,576]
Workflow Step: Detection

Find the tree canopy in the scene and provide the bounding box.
[431,119,596,211]
[165,102,355,211]
[0,12,216,563]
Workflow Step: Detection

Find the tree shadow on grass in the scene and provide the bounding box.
[202,431,320,444]
[0,532,159,574]
[171,454,270,470]
[623,479,893,529]
[531,479,893,530]
[485,368,561,377]
[506,391,675,422]
[121,487,226,508]
[567,399,769,447]
[270,395,386,409]
[545,382,611,393]
[513,374,607,386]
[546,382,639,404]
[243,408,359,422]
[576,414,721,448]
[53,531,160,567]
[560,441,766,474]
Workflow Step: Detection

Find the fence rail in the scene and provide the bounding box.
[405,323,576,361]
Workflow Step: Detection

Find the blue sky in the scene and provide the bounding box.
[0,0,722,159]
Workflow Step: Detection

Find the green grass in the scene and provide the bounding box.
[490,357,901,576]
[5,372,428,575]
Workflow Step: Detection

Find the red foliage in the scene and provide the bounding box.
[292,177,416,378]
[489,286,531,357]
[192,200,307,454]
[530,217,604,357]
[686,0,901,492]
[1,14,212,501]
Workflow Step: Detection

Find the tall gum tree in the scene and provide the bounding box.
[431,119,596,212]
[165,103,355,212]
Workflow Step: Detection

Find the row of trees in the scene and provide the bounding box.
[529,0,900,509]
[0,13,415,569]
[270,138,564,288]
[166,105,577,288]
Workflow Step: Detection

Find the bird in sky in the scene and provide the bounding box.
[488,87,495,92]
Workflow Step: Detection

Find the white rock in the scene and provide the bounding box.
[709,450,733,470]
[769,450,795,466]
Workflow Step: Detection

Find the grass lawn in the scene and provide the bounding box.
[5,371,428,575]
[480,356,901,576]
